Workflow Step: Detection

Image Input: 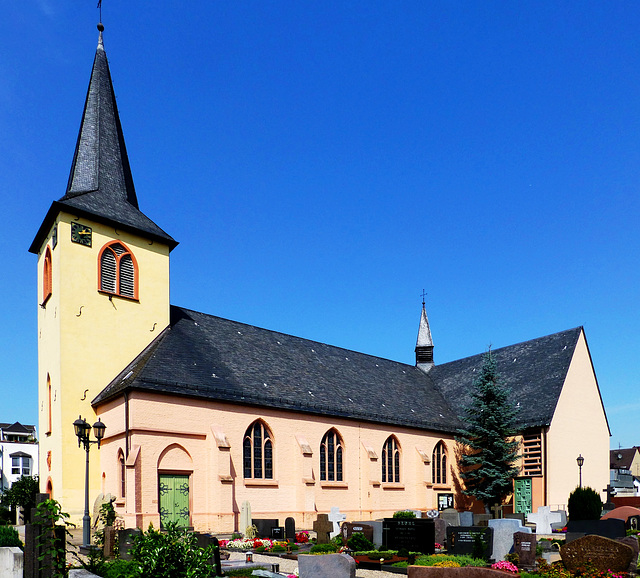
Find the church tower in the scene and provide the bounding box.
[29,24,177,520]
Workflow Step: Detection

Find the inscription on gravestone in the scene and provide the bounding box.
[383,518,435,554]
[341,523,374,544]
[561,534,633,573]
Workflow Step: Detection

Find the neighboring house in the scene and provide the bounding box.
[30,26,611,530]
[0,422,39,491]
[610,447,640,497]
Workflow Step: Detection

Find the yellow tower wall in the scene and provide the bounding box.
[37,213,170,522]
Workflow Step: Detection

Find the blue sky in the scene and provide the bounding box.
[1,2,638,449]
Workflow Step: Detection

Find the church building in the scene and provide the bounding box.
[30,26,610,532]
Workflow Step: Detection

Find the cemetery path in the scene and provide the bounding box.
[228,551,402,577]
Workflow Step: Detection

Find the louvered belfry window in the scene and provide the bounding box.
[99,242,138,299]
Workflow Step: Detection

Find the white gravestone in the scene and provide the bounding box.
[527,506,563,535]
[488,518,531,562]
[328,507,347,539]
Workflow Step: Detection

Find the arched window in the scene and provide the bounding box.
[43,246,52,304]
[243,421,273,479]
[99,241,138,299]
[432,441,448,485]
[320,429,343,482]
[118,450,126,498]
[382,436,400,483]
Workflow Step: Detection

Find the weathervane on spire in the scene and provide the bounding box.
[421,289,427,307]
[97,0,102,23]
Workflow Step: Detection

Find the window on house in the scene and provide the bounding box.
[243,421,273,479]
[43,246,52,304]
[382,436,400,483]
[432,441,447,485]
[320,429,343,482]
[11,455,31,476]
[99,242,138,299]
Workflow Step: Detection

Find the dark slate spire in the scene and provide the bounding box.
[30,25,177,253]
[64,24,138,207]
[415,302,434,371]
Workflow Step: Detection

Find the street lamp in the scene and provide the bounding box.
[576,454,585,488]
[73,415,106,549]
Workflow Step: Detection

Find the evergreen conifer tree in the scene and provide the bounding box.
[456,350,520,514]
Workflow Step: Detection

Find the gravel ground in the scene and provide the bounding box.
[227,551,403,578]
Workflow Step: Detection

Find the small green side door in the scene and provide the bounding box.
[159,474,190,528]
[514,477,532,515]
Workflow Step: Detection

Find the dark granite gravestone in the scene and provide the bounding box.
[513,531,537,569]
[626,515,640,532]
[383,518,435,554]
[561,534,634,573]
[103,526,117,558]
[253,518,279,538]
[341,522,374,544]
[434,518,447,546]
[313,513,333,544]
[446,526,493,559]
[617,536,639,573]
[271,526,285,540]
[285,517,296,541]
[118,528,142,561]
[565,518,625,541]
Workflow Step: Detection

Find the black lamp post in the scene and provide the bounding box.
[73,415,106,549]
[577,454,584,488]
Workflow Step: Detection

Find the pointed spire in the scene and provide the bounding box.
[64,23,138,208]
[415,298,434,371]
[28,24,179,253]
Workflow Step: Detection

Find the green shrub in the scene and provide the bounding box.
[367,551,394,560]
[412,554,487,567]
[393,510,417,519]
[129,522,218,578]
[310,543,338,554]
[255,545,266,552]
[568,486,602,521]
[347,532,374,552]
[0,525,23,549]
[290,543,299,551]
[101,559,139,578]
[270,544,286,552]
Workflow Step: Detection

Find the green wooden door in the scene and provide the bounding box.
[514,478,532,514]
[159,474,190,528]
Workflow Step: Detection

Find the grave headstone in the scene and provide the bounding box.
[118,528,142,561]
[313,514,333,544]
[513,531,537,569]
[505,513,525,524]
[103,526,117,559]
[440,508,460,527]
[252,518,279,538]
[527,506,562,535]
[560,534,634,573]
[383,518,435,554]
[459,511,474,526]
[341,522,374,545]
[489,518,531,562]
[565,518,626,541]
[92,492,116,530]
[351,520,383,548]
[626,515,640,532]
[285,517,296,541]
[329,507,346,538]
[474,513,492,527]
[298,553,356,578]
[240,500,252,535]
[550,510,567,532]
[446,526,493,559]
[271,526,284,540]
[434,518,447,546]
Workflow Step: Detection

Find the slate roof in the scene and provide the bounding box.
[93,306,464,433]
[429,327,584,430]
[29,29,176,254]
[93,307,591,435]
[610,448,639,470]
[0,422,35,434]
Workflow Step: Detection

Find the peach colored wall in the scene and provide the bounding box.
[546,330,610,509]
[98,391,457,532]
